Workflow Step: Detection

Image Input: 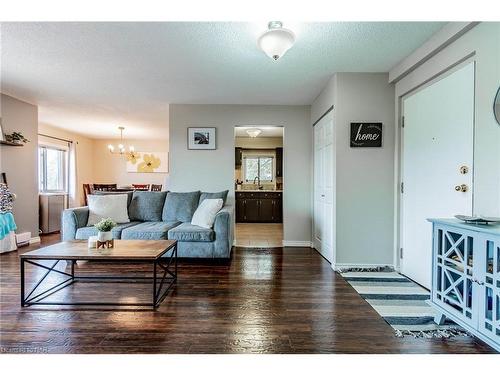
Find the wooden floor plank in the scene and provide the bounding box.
[0,234,494,354]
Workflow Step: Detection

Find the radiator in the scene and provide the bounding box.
[39,193,67,233]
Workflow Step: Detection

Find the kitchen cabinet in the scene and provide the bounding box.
[235,147,243,167]
[235,191,282,223]
[275,147,283,178]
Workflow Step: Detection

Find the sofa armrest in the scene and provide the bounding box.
[213,205,234,258]
[61,206,89,241]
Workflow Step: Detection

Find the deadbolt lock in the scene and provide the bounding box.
[459,166,469,174]
[454,184,468,192]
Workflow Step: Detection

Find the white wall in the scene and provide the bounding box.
[311,73,396,267]
[0,94,39,238]
[92,139,168,188]
[392,22,500,218]
[169,104,312,244]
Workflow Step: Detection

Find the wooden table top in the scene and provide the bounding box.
[20,240,177,261]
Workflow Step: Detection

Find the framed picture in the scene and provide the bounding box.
[350,122,383,148]
[126,152,169,173]
[187,127,216,150]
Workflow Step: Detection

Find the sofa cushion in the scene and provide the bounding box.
[87,194,130,226]
[162,191,201,222]
[121,221,181,240]
[199,190,229,205]
[75,222,140,240]
[168,222,215,242]
[129,191,167,222]
[92,191,134,207]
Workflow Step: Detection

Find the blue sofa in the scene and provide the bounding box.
[61,190,233,259]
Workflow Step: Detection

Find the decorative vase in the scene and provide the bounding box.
[97,231,112,242]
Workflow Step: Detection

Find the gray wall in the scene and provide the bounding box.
[312,73,396,267]
[169,104,312,244]
[0,94,39,238]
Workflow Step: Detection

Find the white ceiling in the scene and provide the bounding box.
[0,22,444,139]
[235,126,283,138]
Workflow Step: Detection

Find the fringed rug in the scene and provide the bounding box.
[340,271,470,338]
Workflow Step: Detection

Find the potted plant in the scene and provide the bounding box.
[5,132,30,144]
[94,218,116,242]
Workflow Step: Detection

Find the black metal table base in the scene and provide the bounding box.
[21,246,177,309]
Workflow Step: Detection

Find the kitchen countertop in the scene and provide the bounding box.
[236,190,283,193]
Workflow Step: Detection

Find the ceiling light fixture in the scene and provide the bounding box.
[257,21,295,61]
[108,126,135,155]
[246,128,262,138]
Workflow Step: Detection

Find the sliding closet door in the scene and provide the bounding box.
[313,111,334,263]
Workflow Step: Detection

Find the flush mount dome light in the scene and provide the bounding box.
[257,21,295,61]
[246,128,262,138]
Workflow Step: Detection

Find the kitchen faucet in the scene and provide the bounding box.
[253,176,263,190]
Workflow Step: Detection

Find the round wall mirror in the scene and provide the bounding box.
[495,86,500,126]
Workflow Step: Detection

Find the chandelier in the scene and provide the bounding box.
[108,126,135,155]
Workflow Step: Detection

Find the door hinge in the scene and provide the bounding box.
[400,248,403,259]
[400,182,404,194]
[401,116,405,128]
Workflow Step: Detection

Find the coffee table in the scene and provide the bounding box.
[20,240,177,308]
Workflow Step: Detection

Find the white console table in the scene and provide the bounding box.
[428,218,500,351]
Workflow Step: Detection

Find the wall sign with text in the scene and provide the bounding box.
[350,122,383,147]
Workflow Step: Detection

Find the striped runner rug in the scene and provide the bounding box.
[340,271,470,338]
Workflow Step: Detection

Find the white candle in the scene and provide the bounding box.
[88,236,97,249]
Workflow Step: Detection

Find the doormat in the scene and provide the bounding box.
[340,271,471,338]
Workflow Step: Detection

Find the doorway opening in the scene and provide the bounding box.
[234,126,284,248]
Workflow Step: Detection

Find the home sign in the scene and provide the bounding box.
[350,122,382,147]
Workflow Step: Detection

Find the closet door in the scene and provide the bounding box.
[313,111,334,263]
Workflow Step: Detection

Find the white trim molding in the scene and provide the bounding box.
[282,240,313,248]
[29,236,41,245]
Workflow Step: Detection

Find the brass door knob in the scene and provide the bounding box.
[454,184,468,192]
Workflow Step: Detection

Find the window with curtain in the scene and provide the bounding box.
[244,156,273,182]
[38,146,68,192]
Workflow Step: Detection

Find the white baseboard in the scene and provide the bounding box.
[29,236,41,245]
[282,240,313,247]
[333,263,394,272]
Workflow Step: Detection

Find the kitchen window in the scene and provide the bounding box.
[38,146,68,193]
[244,156,273,182]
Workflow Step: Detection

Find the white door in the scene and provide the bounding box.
[401,62,475,289]
[313,112,334,263]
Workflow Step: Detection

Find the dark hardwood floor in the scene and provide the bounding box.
[0,234,494,354]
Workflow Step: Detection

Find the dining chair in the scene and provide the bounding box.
[92,184,117,191]
[82,184,92,205]
[132,184,150,191]
[150,184,162,192]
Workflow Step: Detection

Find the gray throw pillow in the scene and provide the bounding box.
[129,191,167,222]
[199,190,229,206]
[162,191,201,222]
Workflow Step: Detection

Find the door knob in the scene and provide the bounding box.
[454,184,468,192]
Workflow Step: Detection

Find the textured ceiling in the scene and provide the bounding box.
[0,22,444,139]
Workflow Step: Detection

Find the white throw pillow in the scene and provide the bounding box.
[191,198,224,229]
[87,194,130,226]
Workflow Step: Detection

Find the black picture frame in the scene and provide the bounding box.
[350,122,383,148]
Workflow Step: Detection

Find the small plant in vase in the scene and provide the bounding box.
[5,132,30,144]
[94,218,116,243]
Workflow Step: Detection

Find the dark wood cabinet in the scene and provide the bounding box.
[235,147,243,167]
[275,147,283,178]
[235,192,282,223]
[244,199,260,222]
